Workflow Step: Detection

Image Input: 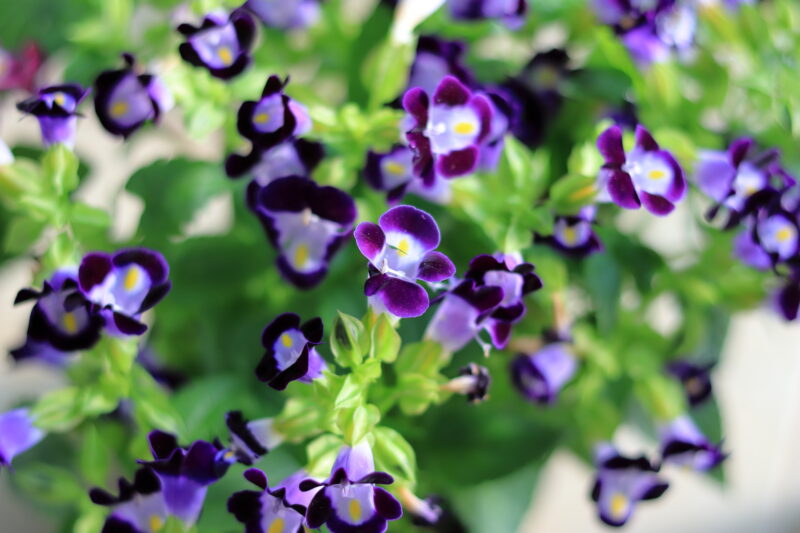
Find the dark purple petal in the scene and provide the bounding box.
[436,146,478,177]
[607,170,640,209]
[661,150,686,203]
[78,253,113,293]
[777,281,800,320]
[309,185,357,225]
[378,205,440,251]
[366,275,430,318]
[111,312,148,336]
[300,317,324,344]
[433,75,470,106]
[728,137,753,168]
[402,88,429,128]
[148,430,179,460]
[227,489,262,524]
[306,489,333,529]
[597,125,626,166]
[471,94,493,143]
[640,192,675,216]
[356,472,394,485]
[417,251,456,282]
[374,487,403,520]
[354,222,386,263]
[268,346,310,390]
[634,124,659,152]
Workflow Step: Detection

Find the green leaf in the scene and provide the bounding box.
[373,426,417,484]
[364,38,414,110]
[79,424,110,485]
[547,174,597,214]
[634,375,686,422]
[3,216,46,254]
[330,311,368,368]
[130,365,183,435]
[14,463,85,505]
[583,251,622,333]
[31,387,86,432]
[42,143,79,196]
[338,404,380,446]
[306,434,345,478]
[369,314,401,363]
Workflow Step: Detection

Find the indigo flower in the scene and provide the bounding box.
[228,468,317,533]
[93,54,173,138]
[752,210,799,264]
[0,408,45,468]
[302,440,402,533]
[510,342,577,405]
[596,124,686,215]
[442,363,492,403]
[253,176,356,288]
[660,416,727,471]
[733,222,772,270]
[774,269,800,321]
[0,43,42,92]
[407,35,474,95]
[78,248,172,336]
[355,205,456,318]
[255,313,326,390]
[537,206,603,257]
[90,467,168,533]
[16,84,89,148]
[221,411,285,465]
[665,359,714,406]
[364,145,452,204]
[446,0,528,28]
[244,0,321,30]
[178,9,256,79]
[403,76,492,180]
[590,444,669,527]
[235,76,311,150]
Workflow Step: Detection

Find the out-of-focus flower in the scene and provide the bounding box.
[221,411,284,465]
[511,342,577,404]
[733,222,772,270]
[93,54,173,138]
[245,0,321,30]
[364,145,452,205]
[753,209,799,265]
[660,416,727,471]
[16,84,89,148]
[355,205,455,318]
[398,488,444,527]
[425,279,504,353]
[596,124,686,215]
[302,440,402,533]
[0,43,42,92]
[590,444,669,527]
[665,359,714,406]
[537,206,603,258]
[90,467,168,533]
[774,268,800,321]
[78,248,172,336]
[442,363,492,403]
[255,312,326,390]
[228,468,314,533]
[403,76,492,180]
[178,9,256,79]
[408,35,474,95]
[235,76,310,150]
[446,0,528,28]
[253,176,356,288]
[0,408,45,468]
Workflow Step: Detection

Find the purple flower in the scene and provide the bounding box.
[12,270,103,354]
[424,280,504,353]
[16,84,89,148]
[537,206,603,258]
[590,444,669,527]
[398,488,444,528]
[408,35,474,96]
[442,363,492,403]
[511,342,577,404]
[477,90,515,172]
[178,9,256,79]
[596,124,686,215]
[774,270,800,321]
[403,76,493,180]
[660,416,727,471]
[363,145,453,205]
[255,312,326,390]
[733,223,772,270]
[665,359,713,406]
[228,468,318,533]
[78,248,172,336]
[446,0,528,28]
[0,43,42,92]
[253,176,356,288]
[0,408,45,468]
[93,54,173,138]
[302,440,402,533]
[244,0,321,29]
[235,76,311,150]
[355,205,456,318]
[753,210,799,264]
[222,411,285,465]
[90,467,168,533]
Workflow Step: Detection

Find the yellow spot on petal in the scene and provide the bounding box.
[124,267,140,291]
[224,449,235,460]
[396,238,410,256]
[385,161,406,176]
[294,243,310,268]
[254,112,270,124]
[110,101,128,118]
[648,169,666,180]
[777,227,793,243]
[349,498,363,523]
[609,493,629,520]
[54,93,66,106]
[453,121,476,135]
[281,333,293,348]
[217,46,234,65]
[149,514,164,532]
[268,517,285,533]
[562,226,577,245]
[63,312,78,334]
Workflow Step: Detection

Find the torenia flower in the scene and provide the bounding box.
[78,248,172,336]
[407,35,474,95]
[16,84,89,148]
[255,313,326,390]
[442,363,492,403]
[0,43,42,92]
[733,222,772,270]
[236,76,311,150]
[774,269,800,321]
[222,411,285,465]
[355,205,455,318]
[590,444,669,527]
[0,408,45,468]
[253,177,356,288]
[228,468,318,533]
[403,76,492,180]
[753,209,799,264]
[178,9,256,79]
[302,440,403,533]
[364,145,453,205]
[537,206,603,258]
[424,280,503,353]
[596,124,686,215]
[446,0,528,28]
[94,54,173,138]
[665,359,714,407]
[244,0,321,30]
[90,467,168,533]
[510,342,577,405]
[660,416,727,472]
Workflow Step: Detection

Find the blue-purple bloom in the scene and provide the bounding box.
[16,83,89,148]
[665,359,714,406]
[425,280,504,353]
[90,467,168,533]
[537,205,603,258]
[255,312,326,390]
[178,9,256,79]
[511,342,577,404]
[407,35,474,96]
[446,0,528,28]
[660,416,727,471]
[93,54,173,138]
[228,468,318,533]
[235,76,311,150]
[222,411,285,465]
[590,444,669,527]
[244,0,321,30]
[442,363,492,403]
[0,408,44,468]
[597,124,687,215]
[78,248,172,336]
[355,205,456,318]
[253,176,356,288]
[363,145,452,205]
[301,440,402,533]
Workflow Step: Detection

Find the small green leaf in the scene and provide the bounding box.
[370,314,401,363]
[15,463,85,505]
[79,424,110,485]
[42,143,79,196]
[3,216,46,254]
[373,426,417,484]
[548,174,597,214]
[306,434,345,478]
[364,38,414,110]
[330,311,368,368]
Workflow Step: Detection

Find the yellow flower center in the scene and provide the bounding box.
[294,243,310,267]
[385,161,406,176]
[453,121,476,135]
[124,267,140,291]
[349,499,363,522]
[609,493,629,519]
[562,226,577,245]
[648,169,666,181]
[268,517,285,533]
[149,514,164,532]
[777,227,793,243]
[54,93,66,107]
[63,312,78,334]
[254,112,270,125]
[281,333,293,348]
[396,238,410,256]
[217,46,234,65]
[110,101,129,118]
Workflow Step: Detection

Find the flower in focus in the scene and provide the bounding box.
[235,76,311,150]
[93,54,173,138]
[253,176,356,288]
[16,84,89,148]
[0,408,45,468]
[78,248,172,336]
[407,35,474,95]
[244,0,321,30]
[255,312,326,390]
[90,467,168,533]
[228,468,317,533]
[0,43,42,92]
[364,145,452,205]
[403,75,492,180]
[178,9,256,79]
[425,279,504,353]
[590,444,669,527]
[355,205,455,318]
[660,416,727,472]
[510,342,577,405]
[665,359,714,407]
[302,440,402,533]
[442,363,492,403]
[596,124,686,215]
[446,0,528,28]
[537,206,603,258]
